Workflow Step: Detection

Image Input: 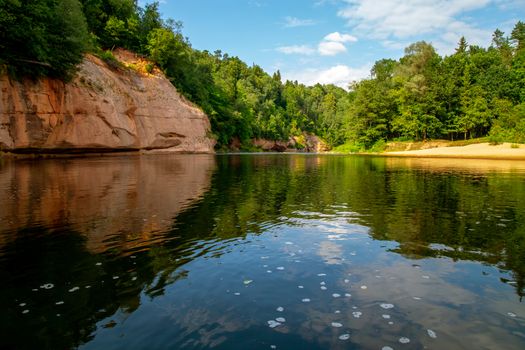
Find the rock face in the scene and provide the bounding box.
[253,134,330,153]
[0,51,215,153]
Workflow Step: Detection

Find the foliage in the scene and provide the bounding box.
[348,26,525,147]
[1,1,523,148]
[0,0,89,79]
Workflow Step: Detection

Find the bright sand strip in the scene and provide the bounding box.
[385,143,525,160]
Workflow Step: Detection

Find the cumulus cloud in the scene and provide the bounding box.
[276,31,357,56]
[318,31,358,56]
[284,64,372,89]
[276,45,316,55]
[318,41,348,56]
[324,32,358,43]
[284,16,317,28]
[338,0,496,53]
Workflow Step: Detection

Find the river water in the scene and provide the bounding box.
[1,154,524,349]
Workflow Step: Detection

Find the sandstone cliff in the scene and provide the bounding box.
[0,50,215,153]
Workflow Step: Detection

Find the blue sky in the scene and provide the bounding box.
[144,0,524,88]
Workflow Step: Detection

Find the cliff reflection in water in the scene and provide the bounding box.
[0,154,524,349]
[0,155,217,349]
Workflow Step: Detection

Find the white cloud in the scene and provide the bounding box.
[276,45,316,55]
[284,16,317,28]
[284,64,372,89]
[276,32,358,56]
[317,32,358,56]
[318,41,348,56]
[336,0,506,53]
[324,32,358,43]
[338,0,491,39]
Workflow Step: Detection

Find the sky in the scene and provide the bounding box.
[143,0,525,88]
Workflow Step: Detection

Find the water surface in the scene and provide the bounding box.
[1,154,524,349]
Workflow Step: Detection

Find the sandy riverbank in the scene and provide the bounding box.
[384,142,525,160]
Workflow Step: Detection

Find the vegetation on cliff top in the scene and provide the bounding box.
[0,1,524,149]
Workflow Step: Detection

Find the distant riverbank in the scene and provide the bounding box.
[383,142,525,160]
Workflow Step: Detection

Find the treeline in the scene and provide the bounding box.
[0,1,524,148]
[347,28,525,148]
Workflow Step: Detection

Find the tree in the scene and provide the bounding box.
[511,21,525,52]
[459,85,491,139]
[0,0,89,79]
[455,36,468,54]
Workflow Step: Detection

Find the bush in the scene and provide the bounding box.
[369,139,387,153]
[332,142,363,153]
[97,50,122,70]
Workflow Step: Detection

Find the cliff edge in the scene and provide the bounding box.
[0,50,215,154]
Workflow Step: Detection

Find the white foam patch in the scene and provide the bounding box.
[508,312,517,317]
[335,310,341,314]
[339,334,350,340]
[302,298,311,303]
[276,317,286,322]
[22,310,29,314]
[360,286,367,290]
[331,322,343,328]
[332,293,341,298]
[276,267,285,271]
[422,275,430,279]
[68,287,80,292]
[399,337,410,344]
[380,303,394,309]
[382,347,394,350]
[243,280,253,285]
[95,263,102,266]
[277,307,284,312]
[234,292,241,296]
[267,270,273,273]
[321,286,327,290]
[344,279,350,283]
[352,311,362,318]
[270,346,277,349]
[41,283,54,290]
[285,242,294,245]
[56,301,64,305]
[413,297,422,300]
[113,276,119,280]
[298,285,304,289]
[19,303,26,307]
[427,329,437,338]
[267,320,281,328]
[382,314,391,319]
[320,282,326,285]
[345,293,351,297]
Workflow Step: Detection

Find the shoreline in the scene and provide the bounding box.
[378,142,525,161]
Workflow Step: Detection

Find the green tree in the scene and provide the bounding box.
[0,0,89,79]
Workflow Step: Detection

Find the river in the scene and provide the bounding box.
[1,154,524,349]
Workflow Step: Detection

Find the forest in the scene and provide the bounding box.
[0,0,524,149]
